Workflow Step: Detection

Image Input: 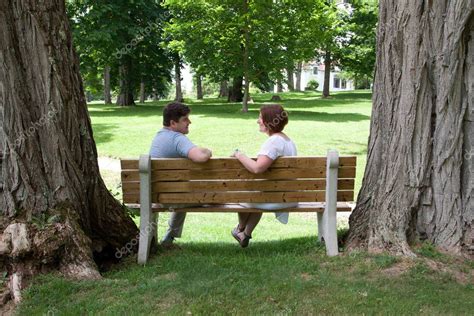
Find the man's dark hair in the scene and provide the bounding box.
[163,102,191,126]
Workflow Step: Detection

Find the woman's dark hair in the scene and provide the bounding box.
[260,104,289,133]
[163,102,191,126]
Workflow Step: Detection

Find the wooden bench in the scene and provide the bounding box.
[120,150,356,264]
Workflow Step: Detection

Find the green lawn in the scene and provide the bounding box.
[16,91,474,314]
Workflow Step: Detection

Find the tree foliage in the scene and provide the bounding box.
[67,0,172,103]
[338,0,378,85]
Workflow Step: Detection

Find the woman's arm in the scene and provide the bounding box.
[233,150,273,174]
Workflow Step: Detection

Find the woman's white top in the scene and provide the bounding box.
[240,134,298,224]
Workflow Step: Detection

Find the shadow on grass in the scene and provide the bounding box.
[91,123,118,145]
[149,236,325,261]
[88,91,372,121]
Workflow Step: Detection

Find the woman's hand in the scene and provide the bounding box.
[231,149,243,159]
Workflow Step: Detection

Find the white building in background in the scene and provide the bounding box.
[298,61,354,92]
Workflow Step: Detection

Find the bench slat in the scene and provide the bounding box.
[121,179,355,193]
[120,156,356,170]
[121,166,356,182]
[123,202,355,212]
[123,190,353,204]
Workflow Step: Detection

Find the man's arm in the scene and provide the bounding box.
[188,147,212,163]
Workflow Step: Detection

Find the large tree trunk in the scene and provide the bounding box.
[322,51,331,98]
[286,65,295,91]
[228,76,243,102]
[347,0,473,257]
[174,55,183,102]
[139,80,145,103]
[116,57,135,106]
[104,65,111,104]
[295,62,302,92]
[196,74,203,100]
[0,0,138,303]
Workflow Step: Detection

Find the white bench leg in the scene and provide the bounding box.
[324,150,339,256]
[138,210,157,264]
[317,212,324,242]
[138,154,157,264]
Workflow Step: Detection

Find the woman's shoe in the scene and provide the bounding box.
[239,233,252,248]
[231,225,242,244]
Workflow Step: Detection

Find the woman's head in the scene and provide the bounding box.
[258,104,289,134]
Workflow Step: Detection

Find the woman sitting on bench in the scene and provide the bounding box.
[231,104,297,248]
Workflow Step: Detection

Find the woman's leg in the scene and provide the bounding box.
[238,212,250,231]
[242,212,262,236]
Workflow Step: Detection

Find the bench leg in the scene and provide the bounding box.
[138,154,156,264]
[324,150,339,256]
[317,212,324,242]
[323,202,338,256]
[138,209,157,264]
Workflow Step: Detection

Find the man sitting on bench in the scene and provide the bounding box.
[149,102,212,247]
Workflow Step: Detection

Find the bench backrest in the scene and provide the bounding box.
[120,156,356,205]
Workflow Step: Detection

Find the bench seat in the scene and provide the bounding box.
[124,202,355,212]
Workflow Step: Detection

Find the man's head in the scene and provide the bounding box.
[163,102,191,134]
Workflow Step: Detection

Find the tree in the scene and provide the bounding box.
[68,0,172,106]
[195,73,203,100]
[338,0,377,88]
[164,0,288,111]
[317,2,348,98]
[0,0,138,302]
[347,0,473,256]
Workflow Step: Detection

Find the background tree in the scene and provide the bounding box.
[347,0,473,256]
[0,0,138,302]
[165,0,290,111]
[273,0,326,92]
[66,0,122,104]
[338,0,377,89]
[68,0,172,106]
[317,2,349,98]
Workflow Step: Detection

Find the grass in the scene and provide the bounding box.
[17,234,474,314]
[16,91,474,314]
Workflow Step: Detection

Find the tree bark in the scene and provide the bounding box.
[347,0,474,257]
[174,55,183,102]
[0,0,138,302]
[286,65,295,91]
[116,57,135,106]
[218,80,228,97]
[196,74,203,100]
[139,80,145,103]
[277,78,283,93]
[219,80,228,98]
[104,65,111,104]
[228,76,243,102]
[323,51,331,98]
[295,62,302,92]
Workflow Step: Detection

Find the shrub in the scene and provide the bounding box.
[305,79,319,91]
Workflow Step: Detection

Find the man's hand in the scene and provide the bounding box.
[188,147,212,162]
